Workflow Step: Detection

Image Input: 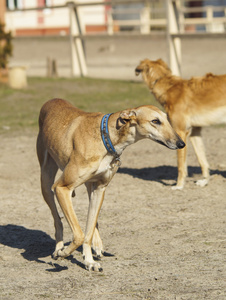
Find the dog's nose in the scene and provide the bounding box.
[177,140,186,149]
[135,68,141,76]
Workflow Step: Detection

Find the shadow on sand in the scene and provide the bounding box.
[0,224,114,272]
[118,165,226,185]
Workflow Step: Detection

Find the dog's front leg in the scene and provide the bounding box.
[172,130,189,190]
[173,147,187,190]
[86,182,104,258]
[83,182,106,272]
[92,225,104,258]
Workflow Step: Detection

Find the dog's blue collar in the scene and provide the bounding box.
[101,113,119,158]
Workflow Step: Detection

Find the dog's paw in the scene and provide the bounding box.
[52,251,63,260]
[196,178,208,187]
[52,247,67,260]
[92,246,103,259]
[92,228,104,258]
[171,185,183,190]
[84,261,103,272]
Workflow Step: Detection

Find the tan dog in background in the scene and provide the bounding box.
[37,98,185,271]
[135,58,226,189]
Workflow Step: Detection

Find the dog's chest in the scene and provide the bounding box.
[190,106,226,127]
[93,155,120,180]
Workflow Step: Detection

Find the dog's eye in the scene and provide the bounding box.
[152,119,161,125]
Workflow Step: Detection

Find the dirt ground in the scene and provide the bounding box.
[0,125,226,299]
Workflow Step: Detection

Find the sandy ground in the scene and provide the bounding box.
[1,33,226,299]
[0,125,226,299]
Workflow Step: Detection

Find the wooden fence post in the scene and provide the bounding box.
[166,0,181,76]
[68,2,87,77]
[140,7,150,34]
[107,9,114,35]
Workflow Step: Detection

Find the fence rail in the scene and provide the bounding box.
[5,0,226,77]
[7,1,226,35]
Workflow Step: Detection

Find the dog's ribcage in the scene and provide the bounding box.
[190,106,226,127]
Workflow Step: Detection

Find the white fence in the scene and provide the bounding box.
[68,0,226,77]
[6,0,226,77]
[107,6,166,34]
[107,2,226,35]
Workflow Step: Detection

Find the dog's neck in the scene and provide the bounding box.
[105,113,137,157]
[149,75,179,107]
[101,113,120,158]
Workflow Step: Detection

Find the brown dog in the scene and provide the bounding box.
[135,58,226,189]
[36,98,185,271]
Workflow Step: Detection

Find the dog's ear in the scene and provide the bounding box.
[156,59,171,73]
[156,58,166,66]
[120,110,136,120]
[118,110,137,126]
[117,110,136,129]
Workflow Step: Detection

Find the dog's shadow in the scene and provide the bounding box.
[118,165,226,184]
[118,165,177,184]
[0,224,55,260]
[0,224,86,272]
[0,224,114,272]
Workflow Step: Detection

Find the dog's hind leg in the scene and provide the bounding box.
[38,148,64,258]
[190,127,209,187]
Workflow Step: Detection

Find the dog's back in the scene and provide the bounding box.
[37,98,103,170]
[39,98,85,130]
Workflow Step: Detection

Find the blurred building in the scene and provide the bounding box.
[1,0,164,37]
[2,1,226,37]
[3,0,110,36]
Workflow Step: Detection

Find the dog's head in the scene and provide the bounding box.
[119,105,185,150]
[135,59,172,88]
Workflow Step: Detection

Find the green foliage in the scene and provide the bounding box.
[0,77,159,134]
[0,22,13,69]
